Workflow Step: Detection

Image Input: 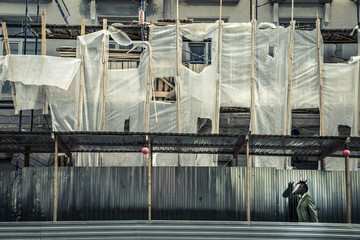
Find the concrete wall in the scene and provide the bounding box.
[0,0,358,28]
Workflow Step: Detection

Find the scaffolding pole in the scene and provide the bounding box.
[176,0,182,166]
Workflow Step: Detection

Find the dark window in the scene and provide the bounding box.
[338,125,351,136]
[197,117,212,134]
[124,118,130,132]
[268,46,275,58]
[189,43,206,64]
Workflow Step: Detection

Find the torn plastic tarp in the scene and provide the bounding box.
[3,55,80,90]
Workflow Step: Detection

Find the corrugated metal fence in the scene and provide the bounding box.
[0,167,358,223]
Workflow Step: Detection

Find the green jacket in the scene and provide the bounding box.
[297,194,319,222]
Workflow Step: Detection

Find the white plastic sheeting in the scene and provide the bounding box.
[3,55,80,89]
[0,56,4,93]
[323,57,359,170]
[1,55,80,112]
[221,23,252,108]
[291,30,320,110]
[149,23,219,166]
[253,27,290,168]
[3,22,359,170]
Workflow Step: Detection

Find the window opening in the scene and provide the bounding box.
[338,125,351,136]
[290,108,319,170]
[124,118,130,132]
[197,117,212,134]
[152,77,176,102]
[182,38,212,74]
[268,45,275,58]
[108,42,141,70]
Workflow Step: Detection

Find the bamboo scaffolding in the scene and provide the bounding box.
[77,19,86,131]
[317,16,326,170]
[41,10,46,115]
[1,22,19,115]
[284,0,295,168]
[250,4,255,167]
[176,0,182,166]
[214,0,222,163]
[100,19,108,166]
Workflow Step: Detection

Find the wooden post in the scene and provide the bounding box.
[176,0,182,166]
[53,135,58,222]
[213,0,222,163]
[147,136,152,221]
[285,0,295,136]
[145,43,152,133]
[77,19,86,131]
[345,155,351,223]
[246,135,250,221]
[144,42,153,165]
[234,153,238,166]
[284,0,295,168]
[317,17,324,137]
[2,22,19,114]
[41,10,46,115]
[100,19,108,166]
[250,3,256,167]
[24,153,30,167]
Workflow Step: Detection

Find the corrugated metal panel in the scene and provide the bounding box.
[2,131,360,158]
[0,220,359,240]
[0,167,358,223]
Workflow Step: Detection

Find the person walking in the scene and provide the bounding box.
[292,180,319,222]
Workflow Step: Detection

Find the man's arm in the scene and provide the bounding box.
[308,197,319,222]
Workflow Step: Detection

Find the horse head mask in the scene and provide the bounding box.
[292,180,308,196]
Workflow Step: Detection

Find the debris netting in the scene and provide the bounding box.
[1,22,359,170]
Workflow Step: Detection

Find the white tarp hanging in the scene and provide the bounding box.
[0,56,5,96]
[2,55,80,112]
[323,57,359,170]
[3,55,80,90]
[220,23,252,108]
[253,27,290,168]
[148,23,219,166]
[291,29,320,110]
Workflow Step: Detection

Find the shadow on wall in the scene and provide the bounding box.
[282,182,298,222]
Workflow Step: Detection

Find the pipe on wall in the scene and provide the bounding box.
[163,0,171,19]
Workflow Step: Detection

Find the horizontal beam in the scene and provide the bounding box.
[318,137,350,160]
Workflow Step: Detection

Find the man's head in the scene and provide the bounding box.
[292,180,308,196]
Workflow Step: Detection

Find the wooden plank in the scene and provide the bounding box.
[160,77,174,89]
[1,22,19,115]
[41,10,47,115]
[153,91,174,98]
